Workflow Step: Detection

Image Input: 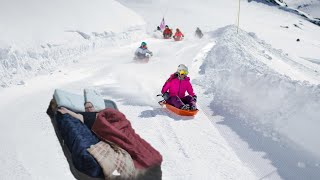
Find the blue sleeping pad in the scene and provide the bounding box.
[56,113,103,178]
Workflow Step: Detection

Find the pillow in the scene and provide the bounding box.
[54,89,85,112]
[84,89,105,111]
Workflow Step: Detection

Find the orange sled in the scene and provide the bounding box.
[160,102,198,116]
[173,36,183,41]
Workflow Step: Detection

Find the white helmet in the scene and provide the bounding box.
[177,64,188,72]
[177,64,189,75]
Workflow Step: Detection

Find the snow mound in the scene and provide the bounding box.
[196,25,320,158]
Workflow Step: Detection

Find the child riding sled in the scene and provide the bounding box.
[161,64,197,110]
[134,42,153,62]
[173,28,184,41]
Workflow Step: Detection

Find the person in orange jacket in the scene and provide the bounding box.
[173,28,184,41]
[163,25,173,39]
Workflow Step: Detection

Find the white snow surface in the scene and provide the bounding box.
[0,0,146,87]
[0,0,320,179]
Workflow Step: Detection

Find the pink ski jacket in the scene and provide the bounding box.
[161,73,195,98]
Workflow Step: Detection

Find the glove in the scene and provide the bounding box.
[193,95,197,102]
[162,92,170,100]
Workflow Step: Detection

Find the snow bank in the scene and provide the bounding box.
[196,25,320,158]
[0,0,146,88]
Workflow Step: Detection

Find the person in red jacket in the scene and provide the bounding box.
[163,25,173,39]
[161,64,197,110]
[173,28,184,41]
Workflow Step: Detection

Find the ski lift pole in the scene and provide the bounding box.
[163,0,170,17]
[237,0,241,34]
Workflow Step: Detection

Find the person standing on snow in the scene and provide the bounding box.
[195,27,203,38]
[173,28,184,40]
[163,25,173,39]
[134,42,153,60]
[161,64,197,110]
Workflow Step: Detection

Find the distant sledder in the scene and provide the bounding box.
[158,64,198,116]
[173,28,184,41]
[195,27,203,39]
[163,25,173,39]
[134,42,153,63]
[152,26,163,39]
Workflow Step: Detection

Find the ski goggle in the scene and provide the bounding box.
[179,70,188,76]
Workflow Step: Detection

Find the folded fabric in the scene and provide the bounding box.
[87,141,136,179]
[84,89,105,111]
[54,89,85,112]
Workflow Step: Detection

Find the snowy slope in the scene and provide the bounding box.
[285,0,320,18]
[0,0,146,88]
[251,0,320,25]
[0,0,320,179]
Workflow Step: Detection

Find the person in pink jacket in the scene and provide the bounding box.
[161,64,197,110]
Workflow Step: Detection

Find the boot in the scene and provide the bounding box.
[180,104,190,110]
[190,105,197,110]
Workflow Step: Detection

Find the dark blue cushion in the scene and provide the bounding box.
[56,113,103,178]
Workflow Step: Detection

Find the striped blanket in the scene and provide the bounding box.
[87,141,136,179]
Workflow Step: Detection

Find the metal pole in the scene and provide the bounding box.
[237,0,241,33]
